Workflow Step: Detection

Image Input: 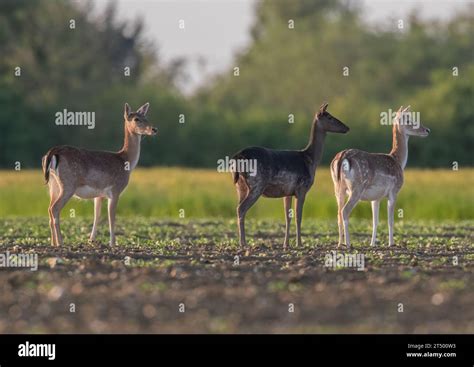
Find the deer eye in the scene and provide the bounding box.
[134,118,139,122]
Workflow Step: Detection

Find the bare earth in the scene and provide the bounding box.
[0,218,473,333]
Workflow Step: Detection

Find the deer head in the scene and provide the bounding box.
[315,102,349,134]
[394,105,430,138]
[124,102,158,136]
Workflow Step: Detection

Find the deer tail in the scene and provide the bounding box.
[232,171,239,184]
[42,149,59,184]
[231,151,246,184]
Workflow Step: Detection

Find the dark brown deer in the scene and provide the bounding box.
[42,103,157,247]
[330,105,430,248]
[232,103,349,248]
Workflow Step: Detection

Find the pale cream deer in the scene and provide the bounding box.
[330,106,430,247]
[42,103,157,247]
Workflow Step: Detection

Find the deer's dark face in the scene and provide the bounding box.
[124,102,158,136]
[317,111,350,134]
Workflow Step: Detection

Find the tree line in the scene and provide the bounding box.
[0,0,472,169]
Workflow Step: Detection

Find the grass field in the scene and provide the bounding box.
[0,168,473,333]
[0,217,473,333]
[0,167,473,220]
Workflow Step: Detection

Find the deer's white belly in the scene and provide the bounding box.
[360,184,390,201]
[75,185,113,199]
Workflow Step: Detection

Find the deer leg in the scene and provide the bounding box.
[283,196,292,249]
[237,189,261,247]
[370,200,380,246]
[387,197,396,246]
[341,193,361,248]
[48,210,56,247]
[107,195,119,246]
[236,180,249,204]
[295,193,306,247]
[48,179,60,247]
[49,187,74,247]
[335,187,345,247]
[89,197,103,242]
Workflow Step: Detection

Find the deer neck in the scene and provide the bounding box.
[389,124,409,170]
[120,122,141,170]
[304,121,326,170]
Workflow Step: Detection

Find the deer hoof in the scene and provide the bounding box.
[238,248,250,257]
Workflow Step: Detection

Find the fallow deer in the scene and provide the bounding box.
[232,103,349,248]
[330,105,430,248]
[42,103,157,247]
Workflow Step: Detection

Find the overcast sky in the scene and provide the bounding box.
[86,0,471,92]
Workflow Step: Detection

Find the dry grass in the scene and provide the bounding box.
[0,167,472,219]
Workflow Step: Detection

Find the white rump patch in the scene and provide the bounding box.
[342,159,350,171]
[342,158,353,179]
[50,155,59,175]
[50,155,57,169]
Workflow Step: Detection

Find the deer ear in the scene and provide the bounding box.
[137,102,150,116]
[403,105,411,112]
[124,103,131,119]
[316,102,328,118]
[319,102,329,113]
[395,105,403,118]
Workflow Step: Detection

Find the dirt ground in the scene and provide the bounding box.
[0,218,473,333]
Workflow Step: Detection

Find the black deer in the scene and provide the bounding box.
[232,103,349,247]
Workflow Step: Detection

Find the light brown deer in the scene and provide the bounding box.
[42,103,157,247]
[330,106,430,248]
